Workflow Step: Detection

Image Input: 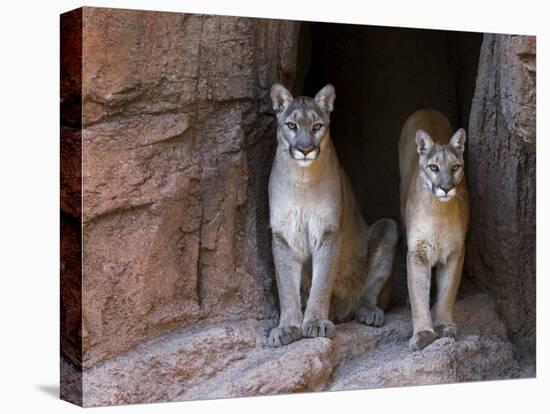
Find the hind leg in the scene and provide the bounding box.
[355,218,398,327]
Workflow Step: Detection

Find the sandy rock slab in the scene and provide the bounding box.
[330,293,520,390]
[79,294,522,407]
[81,319,265,406]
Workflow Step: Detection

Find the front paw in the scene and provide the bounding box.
[409,330,438,351]
[268,326,302,347]
[356,305,385,327]
[435,323,458,338]
[302,319,336,338]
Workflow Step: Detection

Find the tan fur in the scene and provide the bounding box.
[268,84,398,347]
[399,109,469,351]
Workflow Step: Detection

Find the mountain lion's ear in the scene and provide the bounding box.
[270,83,293,113]
[315,84,336,113]
[450,128,466,154]
[415,129,434,156]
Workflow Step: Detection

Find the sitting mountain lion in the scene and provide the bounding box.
[267,83,398,347]
[399,109,469,351]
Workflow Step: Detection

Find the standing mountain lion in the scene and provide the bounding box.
[267,83,398,347]
[399,109,469,351]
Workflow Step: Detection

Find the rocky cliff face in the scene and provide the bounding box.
[61,8,536,407]
[465,34,536,349]
[75,8,300,368]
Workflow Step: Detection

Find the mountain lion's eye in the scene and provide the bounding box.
[452,164,461,172]
[312,123,323,131]
[286,122,297,130]
[428,164,439,172]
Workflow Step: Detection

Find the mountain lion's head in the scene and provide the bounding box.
[415,128,466,202]
[270,83,335,167]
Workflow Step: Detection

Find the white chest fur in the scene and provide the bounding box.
[269,150,341,259]
[270,182,340,257]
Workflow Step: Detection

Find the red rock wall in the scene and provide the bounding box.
[60,8,83,405]
[465,34,536,346]
[61,7,301,369]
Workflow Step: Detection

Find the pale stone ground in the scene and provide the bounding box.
[64,293,531,407]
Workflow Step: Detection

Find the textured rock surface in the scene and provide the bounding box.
[76,294,520,407]
[76,8,301,367]
[60,9,83,405]
[330,294,518,391]
[465,34,536,347]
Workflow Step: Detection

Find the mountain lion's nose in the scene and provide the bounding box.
[441,185,453,193]
[297,145,315,155]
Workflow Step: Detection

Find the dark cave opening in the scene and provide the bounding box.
[295,23,483,304]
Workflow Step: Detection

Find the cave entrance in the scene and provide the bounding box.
[296,23,483,304]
